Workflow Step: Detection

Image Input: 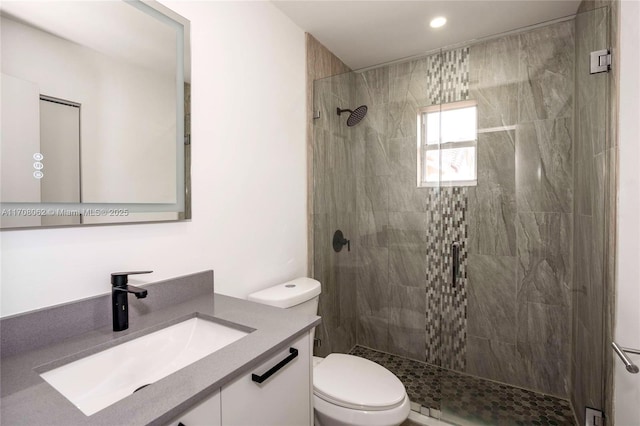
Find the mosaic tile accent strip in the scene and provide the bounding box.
[439,187,469,371]
[425,48,470,105]
[350,346,576,426]
[423,47,470,370]
[425,188,443,366]
[424,188,469,371]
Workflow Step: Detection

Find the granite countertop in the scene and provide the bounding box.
[0,280,320,425]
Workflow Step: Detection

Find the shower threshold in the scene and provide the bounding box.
[350,346,575,426]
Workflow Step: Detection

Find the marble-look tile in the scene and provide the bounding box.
[358,315,389,352]
[574,158,594,216]
[389,247,427,288]
[518,339,570,398]
[356,103,388,143]
[356,67,389,106]
[389,285,426,361]
[589,151,607,329]
[515,118,573,213]
[313,127,329,215]
[468,186,516,257]
[477,130,516,189]
[517,301,569,347]
[313,214,335,284]
[337,267,358,322]
[353,132,366,177]
[388,137,417,179]
[388,174,428,212]
[519,20,574,122]
[388,100,418,139]
[389,57,429,82]
[356,247,389,318]
[388,58,431,119]
[516,302,570,397]
[471,83,519,129]
[388,212,427,249]
[358,210,388,248]
[574,214,593,331]
[516,212,572,305]
[466,336,524,386]
[330,71,354,106]
[356,175,389,212]
[321,136,356,215]
[316,267,357,356]
[467,255,517,342]
[469,34,520,88]
[467,130,516,256]
[364,127,392,177]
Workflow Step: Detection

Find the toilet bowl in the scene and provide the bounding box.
[248,278,410,426]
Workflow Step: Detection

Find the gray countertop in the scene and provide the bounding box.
[0,287,320,425]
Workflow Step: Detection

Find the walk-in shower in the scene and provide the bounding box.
[311,2,616,425]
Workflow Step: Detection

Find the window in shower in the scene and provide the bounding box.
[417,100,477,187]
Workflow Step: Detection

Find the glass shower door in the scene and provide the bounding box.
[438,5,611,425]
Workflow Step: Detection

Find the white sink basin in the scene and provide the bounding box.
[40,317,249,416]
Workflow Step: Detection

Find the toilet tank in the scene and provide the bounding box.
[247,277,321,317]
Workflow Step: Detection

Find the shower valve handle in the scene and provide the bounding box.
[332,230,350,253]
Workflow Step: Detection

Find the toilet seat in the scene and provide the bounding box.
[313,354,406,411]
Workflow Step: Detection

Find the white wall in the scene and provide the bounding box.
[614,0,640,424]
[0,1,307,317]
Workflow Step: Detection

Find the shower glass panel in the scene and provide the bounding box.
[438,5,610,425]
[312,70,359,358]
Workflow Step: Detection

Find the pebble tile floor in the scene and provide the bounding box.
[349,346,576,426]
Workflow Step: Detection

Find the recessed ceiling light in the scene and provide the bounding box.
[430,16,447,29]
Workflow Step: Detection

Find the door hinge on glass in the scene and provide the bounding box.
[586,407,604,426]
[590,49,611,74]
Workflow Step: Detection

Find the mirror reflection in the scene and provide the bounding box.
[0,0,189,228]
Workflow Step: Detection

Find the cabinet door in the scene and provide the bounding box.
[221,332,312,426]
[166,390,221,426]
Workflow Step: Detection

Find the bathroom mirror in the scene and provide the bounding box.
[0,0,190,228]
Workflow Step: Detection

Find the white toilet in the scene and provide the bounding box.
[248,277,410,426]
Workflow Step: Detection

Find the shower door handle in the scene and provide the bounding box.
[452,242,460,288]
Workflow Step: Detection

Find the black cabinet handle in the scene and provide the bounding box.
[452,242,460,288]
[251,347,298,384]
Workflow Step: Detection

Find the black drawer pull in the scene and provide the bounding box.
[251,347,298,384]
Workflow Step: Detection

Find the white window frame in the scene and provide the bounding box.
[417,100,478,187]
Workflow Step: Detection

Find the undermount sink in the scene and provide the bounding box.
[40,316,250,416]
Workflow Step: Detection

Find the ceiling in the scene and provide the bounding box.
[272,0,581,70]
[0,1,177,78]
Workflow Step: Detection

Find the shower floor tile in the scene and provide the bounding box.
[350,345,576,426]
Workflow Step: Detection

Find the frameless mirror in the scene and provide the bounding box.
[0,0,190,228]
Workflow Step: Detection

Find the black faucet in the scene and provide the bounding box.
[111,271,152,332]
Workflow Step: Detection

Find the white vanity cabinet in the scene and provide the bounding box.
[221,331,312,426]
[168,331,312,426]
[167,391,221,426]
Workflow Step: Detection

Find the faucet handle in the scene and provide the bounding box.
[111,270,153,287]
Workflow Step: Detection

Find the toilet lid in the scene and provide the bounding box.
[313,354,406,411]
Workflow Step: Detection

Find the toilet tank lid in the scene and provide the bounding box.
[247,277,321,308]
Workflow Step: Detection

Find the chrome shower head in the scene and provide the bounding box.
[337,105,368,126]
